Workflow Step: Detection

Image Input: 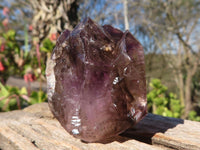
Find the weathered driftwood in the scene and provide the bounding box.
[0,103,200,150]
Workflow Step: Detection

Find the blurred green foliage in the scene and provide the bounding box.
[188,111,200,122]
[147,79,183,118]
[0,30,34,81]
[0,82,47,112]
[0,28,52,112]
[41,38,55,53]
[0,26,53,112]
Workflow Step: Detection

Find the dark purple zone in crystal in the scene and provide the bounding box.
[46,18,147,142]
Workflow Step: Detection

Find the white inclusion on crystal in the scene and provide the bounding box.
[71,109,81,127]
[113,104,117,108]
[93,126,97,130]
[124,67,127,72]
[124,52,131,61]
[131,108,135,116]
[72,129,79,135]
[85,61,94,65]
[141,101,147,107]
[62,42,67,48]
[71,119,81,127]
[135,111,142,121]
[72,116,79,119]
[113,77,119,85]
[138,97,147,107]
[137,80,140,83]
[89,37,95,43]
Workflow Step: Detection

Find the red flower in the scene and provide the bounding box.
[24,73,36,83]
[3,7,9,16]
[50,33,57,41]
[0,44,5,52]
[24,74,28,83]
[2,18,9,27]
[28,25,33,31]
[0,61,5,71]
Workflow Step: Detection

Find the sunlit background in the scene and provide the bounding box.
[0,0,199,121]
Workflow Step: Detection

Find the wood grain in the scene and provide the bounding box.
[0,103,199,150]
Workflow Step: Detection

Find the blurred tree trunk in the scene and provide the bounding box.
[30,0,79,43]
[183,58,198,117]
[175,17,199,117]
[178,71,184,107]
[123,0,129,30]
[177,43,184,107]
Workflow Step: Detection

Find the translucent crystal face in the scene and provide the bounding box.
[46,18,147,142]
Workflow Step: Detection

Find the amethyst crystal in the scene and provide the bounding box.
[46,18,147,142]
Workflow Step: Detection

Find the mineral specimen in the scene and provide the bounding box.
[46,18,147,142]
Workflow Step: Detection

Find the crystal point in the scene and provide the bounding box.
[46,18,147,142]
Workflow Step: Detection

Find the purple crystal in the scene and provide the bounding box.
[46,18,147,142]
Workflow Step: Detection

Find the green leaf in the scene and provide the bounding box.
[8,86,20,95]
[7,30,16,40]
[0,82,9,97]
[40,38,55,53]
[29,90,47,104]
[20,87,28,95]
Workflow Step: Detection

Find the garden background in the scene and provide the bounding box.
[0,0,199,121]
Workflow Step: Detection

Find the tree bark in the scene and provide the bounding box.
[30,0,79,42]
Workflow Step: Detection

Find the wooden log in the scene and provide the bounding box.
[0,103,200,150]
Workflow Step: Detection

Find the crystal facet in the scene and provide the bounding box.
[46,18,147,142]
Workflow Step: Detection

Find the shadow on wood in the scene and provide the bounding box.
[121,113,184,144]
